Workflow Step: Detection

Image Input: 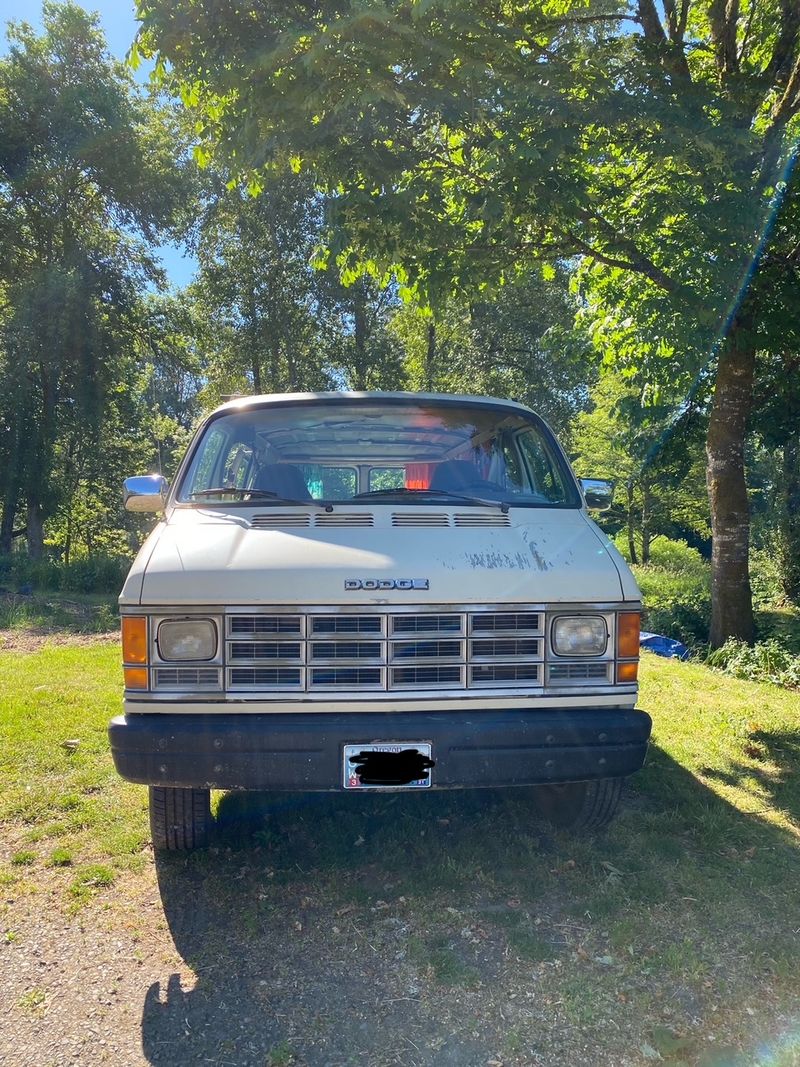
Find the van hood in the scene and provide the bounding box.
[128,507,638,606]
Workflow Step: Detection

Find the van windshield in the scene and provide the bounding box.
[177,399,581,508]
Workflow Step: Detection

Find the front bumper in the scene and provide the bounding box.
[108,708,652,791]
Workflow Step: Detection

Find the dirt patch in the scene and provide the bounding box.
[0,630,119,653]
[0,854,645,1067]
[2,828,799,1067]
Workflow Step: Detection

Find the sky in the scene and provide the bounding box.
[0,0,198,288]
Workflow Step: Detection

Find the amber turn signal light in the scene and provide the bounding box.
[617,612,641,660]
[616,661,639,683]
[122,617,147,664]
[123,666,148,690]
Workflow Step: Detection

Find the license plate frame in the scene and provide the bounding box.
[343,742,433,790]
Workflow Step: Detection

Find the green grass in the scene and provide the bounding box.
[0,641,148,897]
[18,987,46,1013]
[266,1041,296,1067]
[2,640,800,1062]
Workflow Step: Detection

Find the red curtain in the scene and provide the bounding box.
[405,463,436,489]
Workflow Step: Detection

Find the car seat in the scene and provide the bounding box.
[252,463,312,500]
[429,459,485,492]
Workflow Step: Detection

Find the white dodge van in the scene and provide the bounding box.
[109,392,651,849]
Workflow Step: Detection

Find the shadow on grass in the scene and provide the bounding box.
[697,728,800,821]
[141,749,800,1067]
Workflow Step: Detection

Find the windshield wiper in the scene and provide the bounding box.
[350,487,510,513]
[188,487,326,508]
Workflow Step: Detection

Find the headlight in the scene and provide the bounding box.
[552,616,607,656]
[157,619,217,661]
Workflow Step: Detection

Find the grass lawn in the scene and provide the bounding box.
[1,642,800,1064]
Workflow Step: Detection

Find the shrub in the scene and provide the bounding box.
[705,639,800,689]
[0,553,130,595]
[749,543,786,607]
[614,536,711,645]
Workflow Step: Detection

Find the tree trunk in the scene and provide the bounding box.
[781,427,800,603]
[0,498,17,556]
[269,339,280,392]
[26,501,44,560]
[352,285,368,391]
[641,482,652,564]
[706,320,756,646]
[425,321,436,392]
[626,482,639,565]
[247,289,262,393]
[1,422,25,555]
[251,352,262,393]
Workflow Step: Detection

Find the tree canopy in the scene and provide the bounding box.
[0,1,798,648]
[134,0,800,644]
[0,2,187,556]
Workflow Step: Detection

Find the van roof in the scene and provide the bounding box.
[213,391,535,416]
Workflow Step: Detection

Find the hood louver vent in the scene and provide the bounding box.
[392,513,450,527]
[251,513,311,529]
[454,513,511,527]
[314,513,374,527]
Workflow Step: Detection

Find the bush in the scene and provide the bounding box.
[705,638,800,689]
[0,553,130,594]
[749,543,786,607]
[615,536,712,645]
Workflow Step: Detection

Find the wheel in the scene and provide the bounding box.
[533,777,623,832]
[149,786,211,851]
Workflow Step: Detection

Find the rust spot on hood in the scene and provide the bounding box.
[465,551,532,571]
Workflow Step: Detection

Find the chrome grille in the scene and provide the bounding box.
[225,609,546,692]
[310,640,383,661]
[548,662,610,684]
[229,667,304,689]
[311,615,382,635]
[392,614,461,634]
[391,665,463,688]
[470,637,541,660]
[391,639,462,661]
[471,613,541,633]
[230,615,302,635]
[309,667,384,688]
[470,664,541,686]
[229,640,302,662]
[154,667,220,689]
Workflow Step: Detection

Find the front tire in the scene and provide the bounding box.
[149,786,211,851]
[533,777,622,831]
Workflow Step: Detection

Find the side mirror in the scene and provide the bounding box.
[124,475,169,513]
[580,478,614,512]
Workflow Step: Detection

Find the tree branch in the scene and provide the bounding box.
[677,0,690,41]
[573,209,685,295]
[764,52,800,144]
[550,14,629,24]
[764,0,800,83]
[737,0,757,65]
[636,0,667,44]
[560,228,683,295]
[662,0,679,40]
[709,0,740,78]
[635,0,691,79]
